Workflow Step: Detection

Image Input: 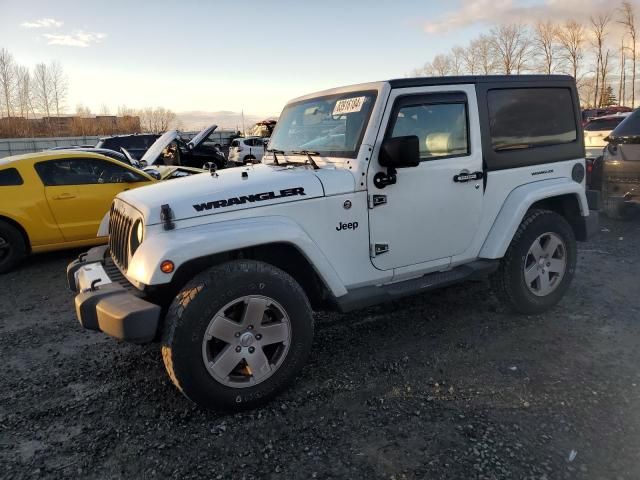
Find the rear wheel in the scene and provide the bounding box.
[161,260,314,410]
[0,220,27,274]
[243,155,256,164]
[491,209,576,315]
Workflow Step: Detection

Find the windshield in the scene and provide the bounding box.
[268,91,377,158]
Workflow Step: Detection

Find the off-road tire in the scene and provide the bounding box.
[490,209,576,315]
[161,260,314,411]
[0,220,27,274]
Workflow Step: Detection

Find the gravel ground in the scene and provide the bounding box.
[1,214,639,480]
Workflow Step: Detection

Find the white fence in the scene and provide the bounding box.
[0,136,101,158]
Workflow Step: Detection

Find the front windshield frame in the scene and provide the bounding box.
[268,90,378,159]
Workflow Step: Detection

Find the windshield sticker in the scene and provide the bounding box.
[333,96,366,115]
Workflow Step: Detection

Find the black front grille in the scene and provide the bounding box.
[108,204,133,271]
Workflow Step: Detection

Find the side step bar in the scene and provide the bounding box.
[334,259,499,313]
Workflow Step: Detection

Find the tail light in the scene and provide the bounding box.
[586,162,593,173]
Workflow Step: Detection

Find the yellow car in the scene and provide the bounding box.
[0,150,202,273]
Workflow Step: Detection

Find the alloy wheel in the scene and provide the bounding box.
[201,295,291,388]
[523,232,567,297]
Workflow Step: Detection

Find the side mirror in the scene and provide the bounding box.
[379,135,420,168]
[374,136,420,189]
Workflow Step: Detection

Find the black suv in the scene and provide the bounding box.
[95,134,160,160]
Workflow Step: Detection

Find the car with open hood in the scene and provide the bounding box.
[141,124,227,170]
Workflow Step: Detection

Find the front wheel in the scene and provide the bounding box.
[161,260,314,410]
[0,220,27,274]
[491,209,576,315]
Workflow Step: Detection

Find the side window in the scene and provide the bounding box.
[388,96,469,160]
[488,88,577,151]
[35,159,147,186]
[0,168,24,186]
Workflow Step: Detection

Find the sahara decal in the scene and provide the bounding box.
[193,187,306,212]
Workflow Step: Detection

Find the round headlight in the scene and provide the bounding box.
[136,220,144,243]
[130,219,144,254]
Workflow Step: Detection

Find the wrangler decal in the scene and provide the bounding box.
[193,187,306,212]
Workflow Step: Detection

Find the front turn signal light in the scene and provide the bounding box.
[160,260,175,274]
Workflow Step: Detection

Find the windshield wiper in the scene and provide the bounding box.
[289,150,320,170]
[266,148,285,165]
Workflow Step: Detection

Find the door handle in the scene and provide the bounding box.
[52,193,76,200]
[453,171,483,183]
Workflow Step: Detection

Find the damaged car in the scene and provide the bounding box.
[141,124,228,170]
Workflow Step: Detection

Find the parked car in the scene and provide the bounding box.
[95,134,160,160]
[598,109,640,219]
[584,113,630,158]
[582,106,632,125]
[69,74,598,411]
[228,137,267,164]
[0,150,202,272]
[142,124,227,169]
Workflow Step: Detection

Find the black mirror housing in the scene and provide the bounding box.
[379,135,420,168]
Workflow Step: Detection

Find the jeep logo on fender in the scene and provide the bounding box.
[193,187,306,212]
[336,221,358,231]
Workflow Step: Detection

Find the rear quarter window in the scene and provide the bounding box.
[488,88,577,151]
[611,110,640,137]
[0,168,23,186]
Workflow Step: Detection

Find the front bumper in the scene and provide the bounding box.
[67,246,160,344]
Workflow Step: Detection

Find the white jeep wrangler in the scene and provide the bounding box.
[68,75,599,410]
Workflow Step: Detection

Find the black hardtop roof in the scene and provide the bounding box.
[389,74,575,89]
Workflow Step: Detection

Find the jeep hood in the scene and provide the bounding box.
[117,163,354,225]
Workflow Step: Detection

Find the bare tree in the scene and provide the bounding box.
[49,61,67,117]
[32,63,53,118]
[619,1,637,106]
[534,21,558,74]
[425,54,453,76]
[139,107,176,134]
[590,13,612,107]
[460,41,479,74]
[490,24,531,74]
[475,35,496,74]
[579,76,598,106]
[599,49,614,106]
[0,48,16,118]
[15,66,33,118]
[619,36,626,105]
[450,47,465,75]
[557,20,586,81]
